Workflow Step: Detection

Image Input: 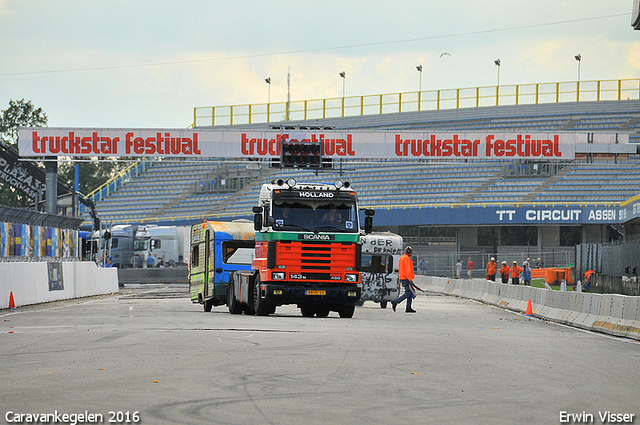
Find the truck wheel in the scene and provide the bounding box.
[300,304,316,317]
[227,277,242,315]
[380,301,388,309]
[338,305,355,318]
[203,299,213,312]
[316,306,330,317]
[253,276,270,316]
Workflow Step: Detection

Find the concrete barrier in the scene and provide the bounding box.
[416,275,640,341]
[0,261,118,309]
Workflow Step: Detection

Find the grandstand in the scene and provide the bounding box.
[87,98,640,226]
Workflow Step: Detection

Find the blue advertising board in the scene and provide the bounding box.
[373,204,624,227]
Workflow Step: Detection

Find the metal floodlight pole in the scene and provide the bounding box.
[575,54,581,82]
[339,71,346,98]
[494,59,501,87]
[265,77,271,103]
[416,65,423,111]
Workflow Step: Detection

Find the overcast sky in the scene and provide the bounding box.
[0,1,638,129]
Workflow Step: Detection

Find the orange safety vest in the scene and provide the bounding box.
[500,265,510,276]
[511,265,523,278]
[487,261,497,275]
[399,253,415,281]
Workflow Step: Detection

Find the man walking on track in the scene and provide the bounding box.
[392,246,422,313]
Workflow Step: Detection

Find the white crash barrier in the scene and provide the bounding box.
[0,262,118,309]
[415,275,640,341]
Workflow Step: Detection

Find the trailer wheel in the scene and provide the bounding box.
[253,276,270,316]
[338,305,355,318]
[227,277,242,315]
[203,299,213,312]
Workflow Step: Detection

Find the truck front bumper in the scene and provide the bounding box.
[261,283,361,306]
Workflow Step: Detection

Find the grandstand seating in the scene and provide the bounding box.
[88,99,640,225]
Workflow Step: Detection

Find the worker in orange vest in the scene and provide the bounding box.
[499,261,510,284]
[486,257,497,281]
[391,246,422,313]
[511,261,523,285]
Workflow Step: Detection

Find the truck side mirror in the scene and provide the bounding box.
[254,213,263,231]
[364,208,375,234]
[253,206,263,231]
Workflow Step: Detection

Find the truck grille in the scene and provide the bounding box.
[278,241,355,278]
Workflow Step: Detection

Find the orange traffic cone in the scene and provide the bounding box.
[525,298,533,316]
[8,291,16,309]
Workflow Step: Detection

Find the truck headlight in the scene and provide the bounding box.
[345,274,358,282]
[272,272,285,280]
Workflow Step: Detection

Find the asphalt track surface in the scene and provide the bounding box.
[1,284,639,425]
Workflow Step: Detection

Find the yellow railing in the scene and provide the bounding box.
[193,78,640,128]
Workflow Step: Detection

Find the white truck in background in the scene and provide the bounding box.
[132,225,190,267]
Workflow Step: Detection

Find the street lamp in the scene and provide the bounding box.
[575,54,581,82]
[265,77,271,103]
[494,59,501,106]
[265,77,271,122]
[416,65,423,111]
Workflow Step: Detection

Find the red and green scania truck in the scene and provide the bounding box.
[190,178,374,318]
[231,178,374,318]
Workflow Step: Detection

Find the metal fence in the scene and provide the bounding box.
[577,240,640,278]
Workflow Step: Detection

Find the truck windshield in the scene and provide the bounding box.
[133,238,149,251]
[272,202,358,233]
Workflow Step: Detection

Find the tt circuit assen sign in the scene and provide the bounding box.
[18,127,628,160]
[372,205,627,227]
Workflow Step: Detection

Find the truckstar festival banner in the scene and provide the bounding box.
[18,127,627,160]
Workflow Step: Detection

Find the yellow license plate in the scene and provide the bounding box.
[306,290,326,296]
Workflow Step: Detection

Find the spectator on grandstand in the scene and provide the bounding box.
[511,261,523,285]
[536,258,544,268]
[486,257,497,281]
[467,257,474,279]
[523,261,532,286]
[500,261,510,284]
[455,259,462,279]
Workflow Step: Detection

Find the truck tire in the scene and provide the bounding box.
[380,301,388,309]
[300,304,316,318]
[227,276,242,315]
[338,305,355,318]
[316,305,330,317]
[253,276,271,316]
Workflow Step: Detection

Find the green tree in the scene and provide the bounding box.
[0,99,48,147]
[0,99,48,207]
